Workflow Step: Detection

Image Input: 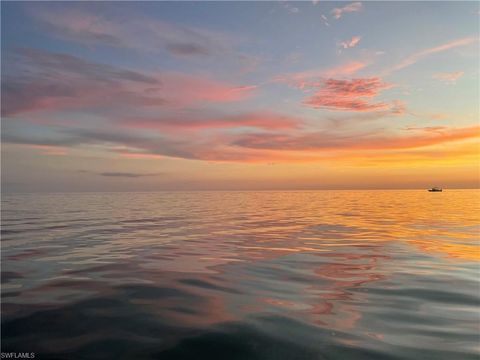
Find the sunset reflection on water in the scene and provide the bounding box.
[2,190,479,359]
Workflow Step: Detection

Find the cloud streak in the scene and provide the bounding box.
[231,126,480,153]
[4,116,478,164]
[433,71,464,84]
[391,37,477,73]
[320,14,330,27]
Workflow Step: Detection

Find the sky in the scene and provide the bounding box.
[1,1,479,192]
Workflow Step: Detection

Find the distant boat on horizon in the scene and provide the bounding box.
[428,187,443,192]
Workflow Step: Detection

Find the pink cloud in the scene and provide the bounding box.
[432,71,464,84]
[339,36,362,49]
[158,73,256,106]
[306,98,390,112]
[331,2,363,20]
[3,49,256,116]
[303,77,396,112]
[315,78,392,97]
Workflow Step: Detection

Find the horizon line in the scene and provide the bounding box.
[2,187,480,195]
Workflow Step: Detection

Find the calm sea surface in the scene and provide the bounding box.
[1,190,479,359]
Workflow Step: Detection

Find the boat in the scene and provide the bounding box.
[428,187,442,192]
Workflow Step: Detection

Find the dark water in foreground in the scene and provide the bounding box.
[1,190,479,359]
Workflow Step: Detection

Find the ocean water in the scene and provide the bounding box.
[1,190,479,360]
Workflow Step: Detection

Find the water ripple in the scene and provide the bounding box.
[1,190,479,359]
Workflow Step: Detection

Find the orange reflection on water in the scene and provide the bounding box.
[2,189,479,356]
[408,239,480,261]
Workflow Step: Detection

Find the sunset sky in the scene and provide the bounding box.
[2,1,479,192]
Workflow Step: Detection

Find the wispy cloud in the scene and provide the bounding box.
[331,2,362,20]
[322,61,369,77]
[165,43,211,57]
[29,5,235,58]
[282,2,300,14]
[391,37,477,73]
[120,112,301,131]
[320,14,330,27]
[433,71,464,84]
[325,107,406,128]
[339,36,362,49]
[273,60,369,89]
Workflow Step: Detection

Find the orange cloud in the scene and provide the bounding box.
[373,126,480,150]
[231,125,480,153]
[330,141,480,168]
[6,121,479,165]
